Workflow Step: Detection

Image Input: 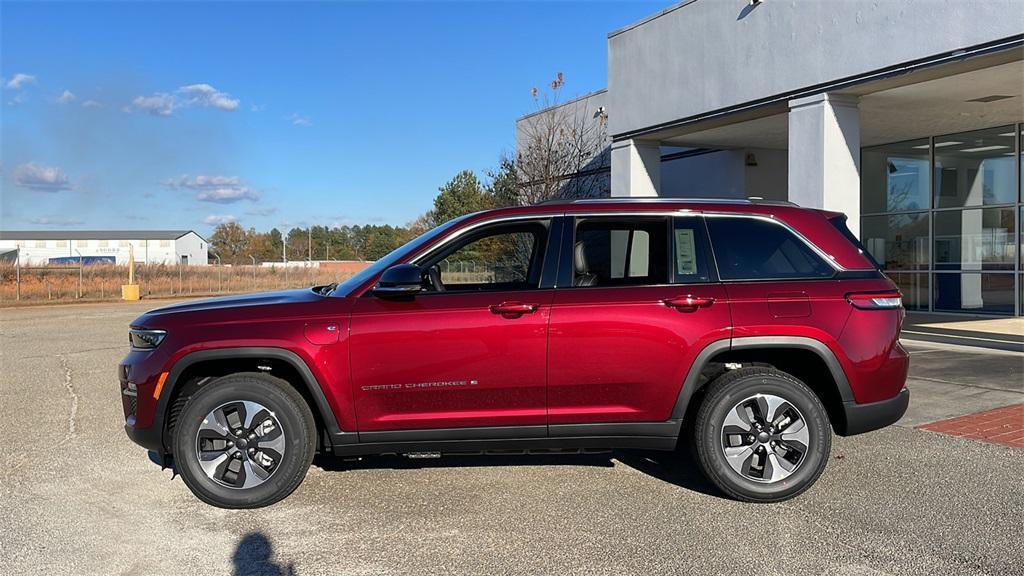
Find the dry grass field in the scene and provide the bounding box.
[0,263,357,305]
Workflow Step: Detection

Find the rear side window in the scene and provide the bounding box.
[707,217,834,281]
[672,217,713,284]
[572,218,668,287]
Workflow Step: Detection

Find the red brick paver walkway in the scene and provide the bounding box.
[918,404,1024,448]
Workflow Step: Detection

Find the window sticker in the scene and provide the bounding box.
[675,228,697,275]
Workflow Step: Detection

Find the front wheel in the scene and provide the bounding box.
[692,367,832,502]
[172,372,317,509]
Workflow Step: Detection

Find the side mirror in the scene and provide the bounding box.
[373,263,424,298]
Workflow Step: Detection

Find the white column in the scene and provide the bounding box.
[788,93,861,235]
[611,139,661,197]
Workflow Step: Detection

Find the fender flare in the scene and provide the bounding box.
[670,336,855,421]
[158,347,349,449]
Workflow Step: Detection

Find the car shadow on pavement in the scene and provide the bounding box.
[313,451,616,472]
[613,448,725,499]
[313,448,726,500]
[232,532,296,576]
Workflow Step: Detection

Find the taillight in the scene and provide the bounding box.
[847,291,903,310]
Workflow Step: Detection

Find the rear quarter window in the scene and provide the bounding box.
[707,217,835,281]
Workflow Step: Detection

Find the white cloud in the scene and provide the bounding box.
[178,83,239,111]
[165,174,243,189]
[250,103,266,112]
[30,216,85,226]
[289,113,312,127]
[6,73,36,90]
[56,90,76,104]
[129,83,239,116]
[131,93,177,116]
[164,174,259,203]
[14,162,72,191]
[204,214,237,225]
[196,187,260,203]
[81,99,103,109]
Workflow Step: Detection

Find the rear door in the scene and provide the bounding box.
[546,214,732,425]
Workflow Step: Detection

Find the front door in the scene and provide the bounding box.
[349,218,556,432]
[546,215,732,424]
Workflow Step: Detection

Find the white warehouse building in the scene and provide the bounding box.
[0,230,209,266]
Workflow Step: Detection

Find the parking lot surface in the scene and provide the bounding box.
[1,301,1022,576]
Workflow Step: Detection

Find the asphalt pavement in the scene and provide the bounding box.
[1,301,1022,576]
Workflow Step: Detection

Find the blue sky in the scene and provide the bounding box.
[1,0,666,234]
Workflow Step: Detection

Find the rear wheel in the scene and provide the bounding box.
[172,372,316,509]
[692,367,831,502]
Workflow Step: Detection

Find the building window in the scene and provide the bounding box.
[861,212,929,270]
[160,240,171,248]
[861,138,930,213]
[862,124,1022,315]
[933,126,1017,208]
[76,240,88,248]
[98,240,109,248]
[34,240,47,248]
[933,207,1016,271]
[933,273,1015,315]
[56,240,68,248]
[120,240,130,248]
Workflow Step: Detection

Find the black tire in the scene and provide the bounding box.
[172,372,316,509]
[692,367,831,502]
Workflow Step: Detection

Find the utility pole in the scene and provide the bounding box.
[249,255,256,288]
[308,227,312,262]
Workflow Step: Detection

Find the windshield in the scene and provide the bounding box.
[330,214,473,297]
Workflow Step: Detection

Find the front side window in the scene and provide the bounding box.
[421,221,548,292]
[572,218,668,287]
[707,217,834,281]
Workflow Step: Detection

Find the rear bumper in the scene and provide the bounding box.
[838,387,909,436]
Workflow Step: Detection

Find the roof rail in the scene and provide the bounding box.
[532,197,798,207]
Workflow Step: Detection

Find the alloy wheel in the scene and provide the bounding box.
[195,400,286,489]
[720,393,810,483]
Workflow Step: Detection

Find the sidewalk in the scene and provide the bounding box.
[899,339,1023,449]
[901,312,1024,353]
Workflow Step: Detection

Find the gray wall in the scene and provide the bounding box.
[608,0,1023,136]
[660,147,787,200]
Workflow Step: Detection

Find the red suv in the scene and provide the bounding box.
[120,199,909,508]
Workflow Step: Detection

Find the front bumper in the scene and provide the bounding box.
[119,356,168,453]
[838,387,910,436]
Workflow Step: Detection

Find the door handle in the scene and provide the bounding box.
[489,301,539,315]
[663,295,715,312]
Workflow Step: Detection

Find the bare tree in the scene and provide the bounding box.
[515,73,610,205]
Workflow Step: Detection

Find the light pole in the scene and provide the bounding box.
[307,227,312,262]
[249,255,256,289]
[15,246,20,301]
[74,249,83,298]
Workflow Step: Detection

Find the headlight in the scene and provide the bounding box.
[129,329,167,349]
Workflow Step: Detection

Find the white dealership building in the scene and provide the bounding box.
[518,0,1023,315]
[0,230,209,266]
